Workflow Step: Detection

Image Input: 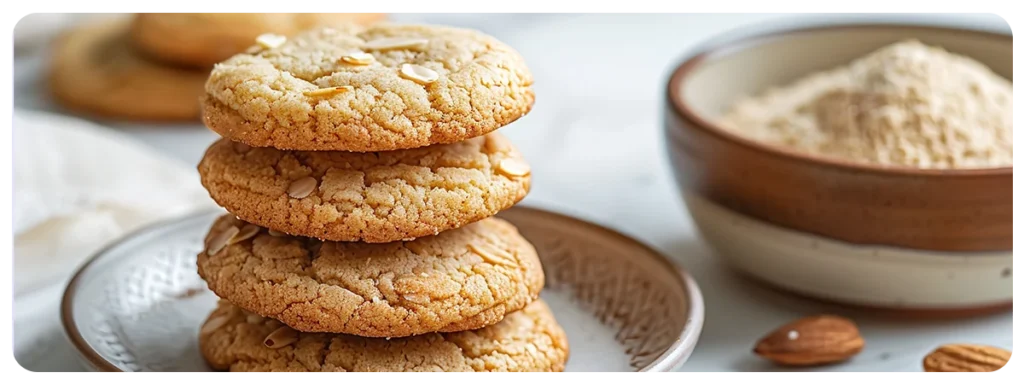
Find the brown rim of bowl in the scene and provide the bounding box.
[60,206,706,372]
[667,22,1013,178]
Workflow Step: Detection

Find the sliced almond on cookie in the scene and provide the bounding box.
[263,326,299,349]
[200,315,230,335]
[400,64,439,85]
[229,224,261,244]
[302,86,353,97]
[287,177,318,199]
[496,158,531,177]
[207,226,240,255]
[468,242,517,266]
[340,51,375,65]
[255,33,287,49]
[364,37,428,50]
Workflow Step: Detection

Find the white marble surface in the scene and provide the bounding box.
[13,13,1012,372]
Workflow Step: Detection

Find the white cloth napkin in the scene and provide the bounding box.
[13,109,216,296]
[13,17,219,369]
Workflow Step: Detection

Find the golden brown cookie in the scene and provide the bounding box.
[48,17,209,121]
[199,299,568,372]
[131,13,387,68]
[197,133,531,243]
[197,214,544,337]
[202,24,534,151]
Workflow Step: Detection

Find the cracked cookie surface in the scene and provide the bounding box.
[199,299,568,372]
[48,17,209,121]
[131,13,386,68]
[202,23,534,151]
[197,214,544,337]
[197,132,531,243]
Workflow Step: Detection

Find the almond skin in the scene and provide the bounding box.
[923,344,1010,372]
[753,315,865,366]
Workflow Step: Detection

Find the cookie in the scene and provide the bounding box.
[197,133,531,243]
[202,24,534,152]
[131,13,387,68]
[48,17,209,121]
[197,213,544,337]
[199,299,568,372]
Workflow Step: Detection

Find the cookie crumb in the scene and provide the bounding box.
[403,294,430,304]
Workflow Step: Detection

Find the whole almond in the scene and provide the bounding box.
[923,344,1010,372]
[753,315,865,366]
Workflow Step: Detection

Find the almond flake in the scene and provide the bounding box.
[207,226,240,256]
[339,51,376,66]
[229,224,261,245]
[399,64,439,85]
[200,315,230,335]
[363,37,428,51]
[468,243,516,266]
[287,177,318,199]
[255,33,287,49]
[497,158,531,177]
[302,86,353,97]
[263,326,299,349]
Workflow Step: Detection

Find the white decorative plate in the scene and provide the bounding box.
[61,206,704,372]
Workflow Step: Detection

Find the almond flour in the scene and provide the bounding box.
[719,40,1012,169]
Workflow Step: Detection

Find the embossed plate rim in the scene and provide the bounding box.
[496,206,705,372]
[61,205,705,372]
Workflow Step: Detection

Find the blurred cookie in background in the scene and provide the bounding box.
[15,14,83,54]
[47,13,385,122]
[48,16,209,121]
[131,13,387,68]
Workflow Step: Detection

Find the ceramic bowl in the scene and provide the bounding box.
[61,207,704,372]
[663,23,1012,311]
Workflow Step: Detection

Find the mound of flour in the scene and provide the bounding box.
[719,40,1012,169]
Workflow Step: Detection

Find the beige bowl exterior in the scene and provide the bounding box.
[686,192,1012,312]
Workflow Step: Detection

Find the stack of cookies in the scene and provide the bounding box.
[193,23,569,372]
[48,13,384,121]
